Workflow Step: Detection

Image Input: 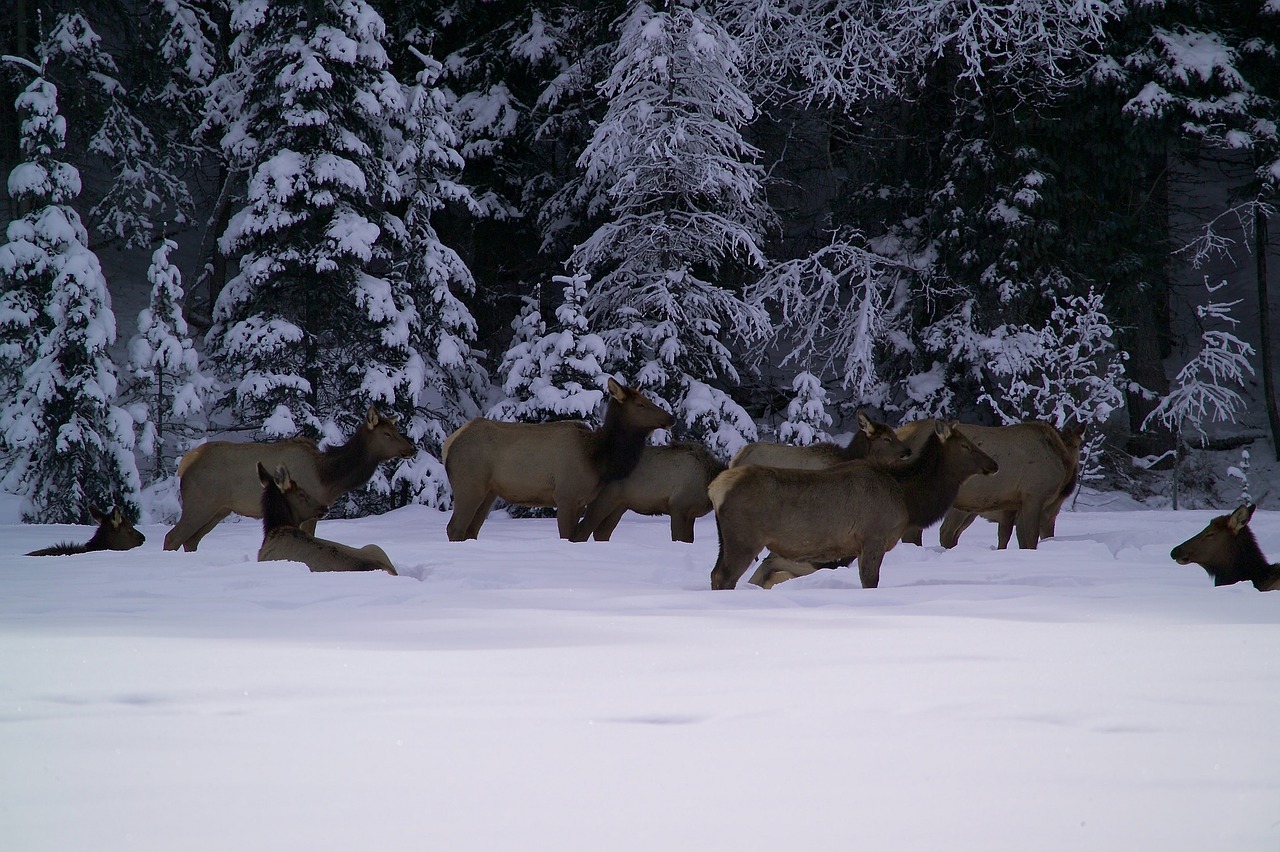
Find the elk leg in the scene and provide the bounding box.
[572,491,620,542]
[447,488,493,541]
[464,493,497,539]
[939,509,977,549]
[749,554,817,588]
[857,543,886,589]
[901,525,923,546]
[182,510,230,552]
[996,511,1016,549]
[710,524,760,591]
[1015,498,1046,550]
[556,500,588,540]
[591,507,628,542]
[670,510,696,544]
[164,508,214,551]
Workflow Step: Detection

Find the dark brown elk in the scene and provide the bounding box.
[572,442,726,543]
[1171,504,1280,591]
[256,463,397,575]
[729,412,911,470]
[708,421,998,591]
[443,378,673,541]
[163,406,415,552]
[26,506,145,556]
[897,420,1084,550]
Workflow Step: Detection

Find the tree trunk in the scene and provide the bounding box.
[1257,204,1280,461]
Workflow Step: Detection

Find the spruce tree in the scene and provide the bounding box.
[0,72,141,523]
[777,371,833,447]
[206,0,410,449]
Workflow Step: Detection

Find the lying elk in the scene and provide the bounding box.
[443,378,673,540]
[709,421,998,591]
[164,406,415,552]
[730,412,911,470]
[572,442,726,543]
[26,506,145,556]
[1170,504,1280,591]
[257,463,397,575]
[898,420,1085,550]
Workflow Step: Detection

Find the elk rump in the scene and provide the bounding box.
[730,412,910,470]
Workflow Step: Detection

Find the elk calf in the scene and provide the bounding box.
[730,412,910,470]
[443,378,673,540]
[573,442,726,543]
[26,506,145,556]
[164,406,415,552]
[256,463,397,576]
[709,422,997,591]
[1171,504,1280,591]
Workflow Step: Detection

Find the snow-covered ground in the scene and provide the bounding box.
[2,493,1277,852]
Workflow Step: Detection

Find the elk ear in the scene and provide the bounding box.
[257,462,273,488]
[275,465,294,490]
[1228,504,1256,533]
[933,421,953,441]
[89,505,106,523]
[109,507,126,527]
[857,412,873,434]
[607,377,626,402]
[366,406,380,428]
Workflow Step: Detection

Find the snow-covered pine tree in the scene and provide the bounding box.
[0,70,141,523]
[206,1,409,454]
[126,238,213,484]
[776,371,834,447]
[1142,278,1256,509]
[566,0,770,460]
[377,46,490,510]
[490,272,608,425]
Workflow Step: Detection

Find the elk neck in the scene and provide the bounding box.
[592,400,650,484]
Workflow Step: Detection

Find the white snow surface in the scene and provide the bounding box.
[2,493,1278,851]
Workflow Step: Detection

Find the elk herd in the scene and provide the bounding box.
[21,378,1279,593]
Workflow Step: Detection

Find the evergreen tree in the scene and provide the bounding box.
[566,0,769,458]
[205,0,409,448]
[0,71,140,523]
[777,371,833,447]
[126,238,213,483]
[490,272,608,424]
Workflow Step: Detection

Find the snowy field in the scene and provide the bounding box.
[2,493,1278,852]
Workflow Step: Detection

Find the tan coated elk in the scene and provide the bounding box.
[897,420,1084,550]
[256,463,397,575]
[164,406,415,552]
[443,378,673,541]
[708,421,998,591]
[572,442,726,543]
[1171,504,1280,591]
[26,506,145,556]
[730,412,911,470]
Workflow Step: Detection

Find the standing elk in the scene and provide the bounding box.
[1170,504,1280,591]
[572,442,726,543]
[256,463,397,575]
[708,421,998,591]
[164,406,415,552]
[730,412,911,470]
[26,506,145,556]
[897,420,1085,550]
[443,378,673,541]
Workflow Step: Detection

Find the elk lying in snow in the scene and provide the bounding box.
[443,378,674,541]
[256,463,397,575]
[164,406,415,552]
[898,420,1085,550]
[730,412,911,470]
[26,506,145,556]
[572,442,726,543]
[708,421,998,590]
[1171,504,1280,591]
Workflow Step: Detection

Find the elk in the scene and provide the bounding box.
[897,420,1085,550]
[26,506,145,556]
[256,463,397,575]
[164,406,415,552]
[443,378,673,541]
[572,442,726,543]
[708,421,998,591]
[730,412,911,470]
[1170,504,1280,591]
